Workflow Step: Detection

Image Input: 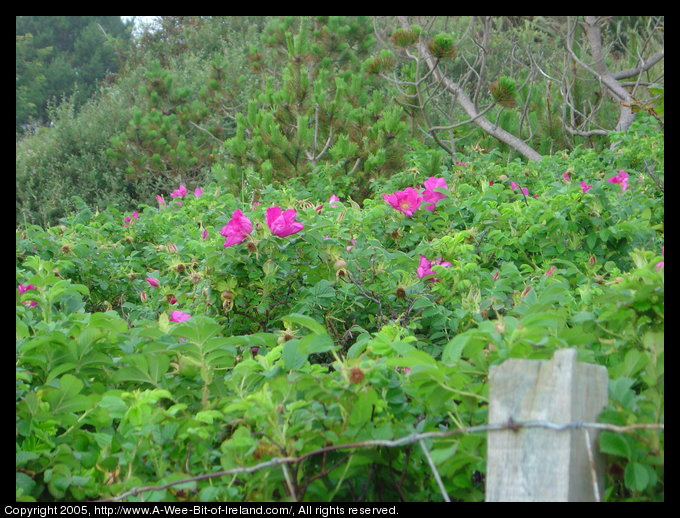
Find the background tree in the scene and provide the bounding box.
[16,16,133,135]
[371,16,663,161]
[219,16,410,203]
[106,16,268,188]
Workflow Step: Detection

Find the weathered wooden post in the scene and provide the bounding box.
[486,348,608,501]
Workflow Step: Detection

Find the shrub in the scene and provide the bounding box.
[16,125,663,501]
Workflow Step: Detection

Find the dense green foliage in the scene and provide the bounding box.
[16,16,663,502]
[17,114,663,501]
[16,16,133,135]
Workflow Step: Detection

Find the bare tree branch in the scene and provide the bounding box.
[395,16,543,162]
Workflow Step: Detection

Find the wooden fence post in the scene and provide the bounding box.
[485,348,608,502]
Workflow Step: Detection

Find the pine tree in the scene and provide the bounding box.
[107,55,232,183]
[221,16,410,202]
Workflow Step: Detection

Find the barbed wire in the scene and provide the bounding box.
[97,419,663,502]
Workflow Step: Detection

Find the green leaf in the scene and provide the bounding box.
[599,431,632,458]
[282,313,326,335]
[195,410,223,424]
[299,332,335,355]
[170,315,221,345]
[624,461,653,492]
[282,339,307,370]
[442,334,468,365]
[44,374,92,415]
[113,354,170,387]
[348,389,378,427]
[98,394,128,419]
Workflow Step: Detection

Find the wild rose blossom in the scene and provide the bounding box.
[417,254,452,282]
[170,310,191,322]
[170,184,188,198]
[266,206,304,237]
[329,195,340,206]
[421,177,448,211]
[18,283,36,294]
[510,181,530,196]
[123,211,140,227]
[580,181,593,193]
[606,170,629,192]
[145,277,160,288]
[201,228,208,240]
[382,187,423,217]
[220,209,252,247]
[194,187,203,197]
[562,172,571,183]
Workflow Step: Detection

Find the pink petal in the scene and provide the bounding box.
[170,310,191,322]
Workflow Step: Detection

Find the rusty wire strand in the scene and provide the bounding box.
[97,419,663,502]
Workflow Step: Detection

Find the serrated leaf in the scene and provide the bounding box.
[599,430,632,458]
[281,313,326,335]
[624,461,652,492]
[299,332,335,355]
[282,339,307,370]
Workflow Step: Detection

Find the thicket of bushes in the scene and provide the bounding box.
[16,16,663,502]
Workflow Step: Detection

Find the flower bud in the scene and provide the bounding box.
[348,367,365,384]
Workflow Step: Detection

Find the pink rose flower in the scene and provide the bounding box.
[421,177,448,211]
[580,181,593,193]
[170,185,188,198]
[145,277,160,288]
[417,255,451,282]
[266,206,304,237]
[221,209,252,247]
[606,170,629,192]
[170,310,191,322]
[382,187,423,217]
[18,283,36,294]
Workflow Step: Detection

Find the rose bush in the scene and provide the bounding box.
[16,117,663,501]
